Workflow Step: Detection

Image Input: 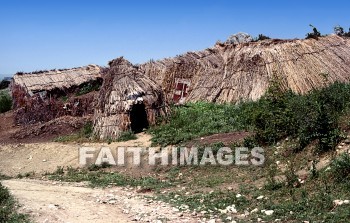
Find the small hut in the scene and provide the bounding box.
[93,57,168,140]
[12,65,103,124]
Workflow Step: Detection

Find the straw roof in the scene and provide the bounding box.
[93,57,168,140]
[12,64,101,94]
[141,35,350,103]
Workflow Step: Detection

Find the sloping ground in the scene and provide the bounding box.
[0,110,90,144]
[141,35,350,103]
[12,116,91,142]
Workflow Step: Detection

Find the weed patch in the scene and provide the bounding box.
[0,182,31,223]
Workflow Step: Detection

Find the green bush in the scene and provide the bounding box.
[0,90,12,113]
[81,121,93,138]
[330,153,350,183]
[117,130,137,142]
[76,82,101,96]
[254,34,271,41]
[150,81,350,152]
[306,24,321,39]
[251,81,350,152]
[0,80,10,90]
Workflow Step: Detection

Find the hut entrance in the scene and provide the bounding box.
[130,103,149,133]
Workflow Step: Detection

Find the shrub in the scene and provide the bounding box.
[329,153,350,183]
[150,81,350,152]
[0,90,12,113]
[254,34,271,41]
[306,24,321,39]
[334,25,350,37]
[0,80,10,90]
[252,82,350,152]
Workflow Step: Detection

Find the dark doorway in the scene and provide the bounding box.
[130,103,149,133]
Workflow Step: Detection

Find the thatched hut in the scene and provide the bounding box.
[12,65,103,124]
[93,57,168,140]
[141,34,350,104]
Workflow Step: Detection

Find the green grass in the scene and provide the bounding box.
[48,166,174,190]
[45,149,350,222]
[149,102,256,146]
[0,182,31,223]
[76,82,101,96]
[116,131,137,142]
[150,81,350,153]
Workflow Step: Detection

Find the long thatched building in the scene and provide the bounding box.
[141,34,350,104]
[93,57,168,140]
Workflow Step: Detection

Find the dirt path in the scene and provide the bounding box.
[2,179,130,223]
[0,133,199,223]
[0,133,152,177]
[2,179,196,223]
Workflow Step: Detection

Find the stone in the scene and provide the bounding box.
[225,32,253,45]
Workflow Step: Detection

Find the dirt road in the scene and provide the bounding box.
[2,179,130,223]
[2,179,196,223]
[0,132,199,223]
[0,133,152,177]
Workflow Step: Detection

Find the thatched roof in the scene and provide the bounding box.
[12,64,101,94]
[141,35,350,103]
[93,57,168,139]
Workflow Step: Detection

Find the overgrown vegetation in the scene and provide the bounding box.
[0,90,12,113]
[330,153,350,183]
[150,81,350,153]
[48,166,172,189]
[0,182,31,223]
[76,82,101,96]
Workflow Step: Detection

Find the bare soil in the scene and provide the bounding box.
[186,131,251,147]
[2,179,198,223]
